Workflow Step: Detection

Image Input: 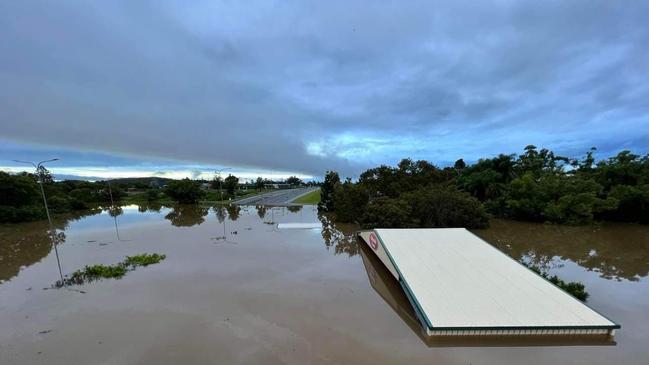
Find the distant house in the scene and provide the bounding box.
[200,182,211,191]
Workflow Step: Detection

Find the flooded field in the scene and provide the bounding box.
[1,206,648,364]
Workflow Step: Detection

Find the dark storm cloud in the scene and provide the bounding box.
[0,0,647,177]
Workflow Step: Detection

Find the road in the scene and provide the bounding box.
[235,187,319,206]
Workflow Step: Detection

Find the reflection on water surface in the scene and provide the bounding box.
[473,219,649,281]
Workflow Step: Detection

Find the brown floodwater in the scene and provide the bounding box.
[1,206,648,364]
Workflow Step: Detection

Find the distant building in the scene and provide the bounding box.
[264,183,291,189]
[238,183,255,191]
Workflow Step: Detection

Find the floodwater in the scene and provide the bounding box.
[1,206,648,364]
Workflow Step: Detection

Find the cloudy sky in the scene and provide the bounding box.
[1,0,647,180]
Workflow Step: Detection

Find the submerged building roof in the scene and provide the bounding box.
[359,228,619,337]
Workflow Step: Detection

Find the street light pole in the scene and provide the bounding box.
[106,179,121,241]
[13,158,64,284]
[215,167,232,203]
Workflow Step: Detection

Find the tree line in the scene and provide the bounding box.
[319,146,649,228]
[0,169,312,223]
[0,170,126,223]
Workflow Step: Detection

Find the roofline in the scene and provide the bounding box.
[427,324,620,331]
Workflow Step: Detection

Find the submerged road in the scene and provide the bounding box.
[235,187,318,206]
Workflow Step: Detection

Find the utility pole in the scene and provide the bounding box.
[13,158,64,284]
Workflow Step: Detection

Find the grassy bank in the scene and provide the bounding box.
[293,189,321,205]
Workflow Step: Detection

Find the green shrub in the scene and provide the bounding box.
[58,253,166,287]
[124,253,166,267]
[74,264,128,280]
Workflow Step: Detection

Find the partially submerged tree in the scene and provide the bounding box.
[318,170,340,212]
[164,178,205,203]
[210,175,223,190]
[0,171,44,222]
[223,174,239,195]
[255,177,265,191]
[286,176,302,186]
[333,179,369,222]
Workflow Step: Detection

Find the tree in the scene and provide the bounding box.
[97,182,125,202]
[361,197,412,228]
[457,154,516,202]
[223,174,239,195]
[504,172,616,224]
[286,176,302,186]
[211,175,223,190]
[454,158,466,171]
[358,165,400,198]
[0,171,40,207]
[516,145,569,177]
[69,188,94,202]
[333,179,369,222]
[603,184,649,223]
[403,186,489,228]
[0,171,45,223]
[592,150,648,191]
[318,170,340,212]
[571,147,597,172]
[255,177,265,191]
[36,166,54,184]
[146,189,160,201]
[164,178,205,203]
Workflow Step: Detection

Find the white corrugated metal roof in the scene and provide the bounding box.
[361,228,618,335]
[277,223,322,229]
